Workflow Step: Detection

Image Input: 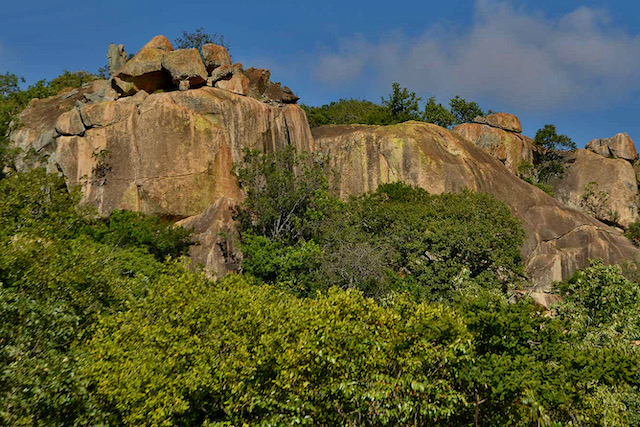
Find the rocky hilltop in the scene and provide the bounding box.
[9,35,640,287]
[313,122,638,289]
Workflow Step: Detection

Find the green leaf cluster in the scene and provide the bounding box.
[302,83,487,128]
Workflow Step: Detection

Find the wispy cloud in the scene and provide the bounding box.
[311,0,640,111]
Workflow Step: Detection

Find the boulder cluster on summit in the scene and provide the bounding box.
[110,35,299,104]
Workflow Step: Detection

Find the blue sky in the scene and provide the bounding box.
[2,0,640,146]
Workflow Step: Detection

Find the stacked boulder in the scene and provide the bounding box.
[110,35,298,104]
[550,133,640,228]
[453,113,534,176]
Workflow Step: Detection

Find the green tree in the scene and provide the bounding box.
[449,95,485,125]
[381,82,422,124]
[234,147,334,244]
[301,99,390,128]
[422,96,456,128]
[533,124,576,151]
[174,27,229,52]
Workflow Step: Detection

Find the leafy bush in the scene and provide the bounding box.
[303,83,488,129]
[85,273,473,425]
[301,98,390,128]
[82,209,194,261]
[235,146,525,301]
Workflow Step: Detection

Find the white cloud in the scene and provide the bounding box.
[311,1,640,110]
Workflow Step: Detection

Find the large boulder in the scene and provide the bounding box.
[313,122,639,289]
[549,149,639,227]
[176,197,241,278]
[453,122,534,175]
[474,112,522,133]
[201,43,231,72]
[161,48,207,89]
[586,133,638,162]
[113,35,174,95]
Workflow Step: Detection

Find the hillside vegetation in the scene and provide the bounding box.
[1,66,639,425]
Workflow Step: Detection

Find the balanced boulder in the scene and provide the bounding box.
[474,112,522,133]
[586,132,638,162]
[161,48,207,89]
[201,43,231,72]
[549,149,639,227]
[113,37,173,94]
[454,116,533,175]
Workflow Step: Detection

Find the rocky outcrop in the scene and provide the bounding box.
[161,48,208,89]
[11,68,312,278]
[454,114,534,175]
[313,122,639,289]
[473,112,522,133]
[586,133,638,162]
[110,35,298,104]
[549,149,639,228]
[10,80,109,170]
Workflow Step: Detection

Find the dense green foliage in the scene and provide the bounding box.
[302,83,487,128]
[519,124,577,192]
[0,169,191,424]
[236,150,525,301]
[1,151,639,424]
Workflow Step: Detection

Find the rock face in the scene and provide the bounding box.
[453,120,534,176]
[313,122,639,289]
[474,112,523,133]
[9,35,639,287]
[161,48,208,88]
[11,80,312,278]
[586,133,638,162]
[549,149,639,227]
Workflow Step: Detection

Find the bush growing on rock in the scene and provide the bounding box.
[236,149,525,301]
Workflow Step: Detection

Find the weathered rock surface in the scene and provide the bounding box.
[549,149,639,227]
[161,48,207,88]
[113,44,171,94]
[474,112,522,133]
[54,108,85,136]
[201,43,231,72]
[215,72,249,95]
[139,35,174,52]
[11,83,314,277]
[176,197,241,278]
[454,122,534,175]
[10,80,106,170]
[107,44,128,76]
[313,122,639,289]
[586,132,638,162]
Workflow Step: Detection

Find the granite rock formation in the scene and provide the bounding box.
[453,113,533,175]
[313,122,639,290]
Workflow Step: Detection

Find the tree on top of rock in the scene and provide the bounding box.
[449,95,485,125]
[381,83,422,124]
[174,27,230,52]
[533,124,576,151]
